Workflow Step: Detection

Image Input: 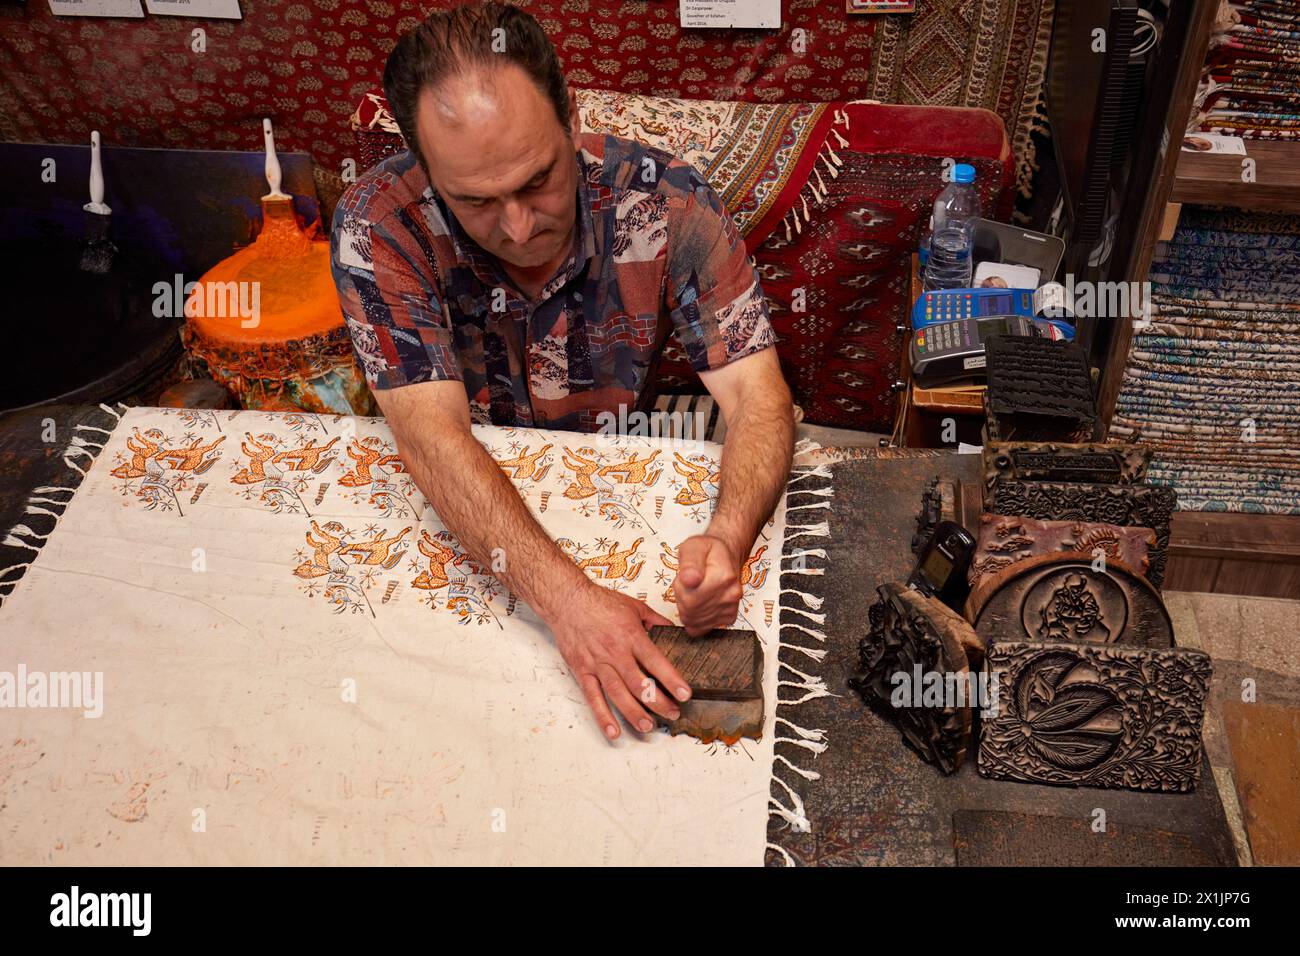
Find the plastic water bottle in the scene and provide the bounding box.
[923,164,981,291]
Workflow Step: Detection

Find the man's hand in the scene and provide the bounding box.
[548,584,693,740]
[673,534,743,636]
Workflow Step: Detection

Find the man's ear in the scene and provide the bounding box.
[568,87,581,140]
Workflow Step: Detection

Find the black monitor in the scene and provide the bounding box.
[1047,0,1141,248]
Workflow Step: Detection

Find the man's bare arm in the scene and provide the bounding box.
[372,380,691,736]
[674,348,794,634]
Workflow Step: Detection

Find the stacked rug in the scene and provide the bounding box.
[1111,205,1300,514]
[1195,0,1300,140]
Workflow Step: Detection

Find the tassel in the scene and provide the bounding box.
[766,842,796,867]
[769,775,811,833]
[777,716,827,744]
[786,521,830,541]
[781,621,827,642]
[788,464,832,482]
[782,547,828,561]
[780,588,824,610]
[831,128,849,148]
[786,486,833,499]
[781,642,827,662]
[774,753,820,781]
[783,605,826,626]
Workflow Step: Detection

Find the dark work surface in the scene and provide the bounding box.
[2,412,1237,865]
[767,453,1237,866]
[0,404,112,593]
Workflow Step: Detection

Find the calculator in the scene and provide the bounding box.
[910,315,1072,387]
[911,288,1038,330]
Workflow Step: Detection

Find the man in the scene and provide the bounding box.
[330,3,794,741]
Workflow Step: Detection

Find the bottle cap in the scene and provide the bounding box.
[954,163,976,184]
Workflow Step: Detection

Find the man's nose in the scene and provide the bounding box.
[500,199,535,245]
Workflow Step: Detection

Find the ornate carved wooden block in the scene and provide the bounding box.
[983,336,1097,443]
[982,441,1151,503]
[990,479,1176,588]
[966,552,1174,648]
[848,584,985,775]
[648,625,763,743]
[978,640,1212,793]
[967,513,1156,590]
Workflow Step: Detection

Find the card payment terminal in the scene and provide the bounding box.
[912,288,1038,329]
[910,314,1071,387]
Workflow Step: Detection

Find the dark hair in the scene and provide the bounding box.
[383,3,571,169]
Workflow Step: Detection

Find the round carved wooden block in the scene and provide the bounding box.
[965,551,1173,649]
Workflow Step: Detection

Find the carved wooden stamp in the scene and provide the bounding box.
[848,584,985,775]
[983,336,1097,443]
[648,625,763,743]
[982,441,1151,504]
[967,513,1155,590]
[966,552,1173,648]
[990,480,1175,588]
[978,640,1212,793]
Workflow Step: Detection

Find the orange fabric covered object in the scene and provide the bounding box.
[183,198,374,415]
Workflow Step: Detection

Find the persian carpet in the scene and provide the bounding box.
[0,405,833,865]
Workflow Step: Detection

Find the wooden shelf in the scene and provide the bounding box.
[1171,139,1300,214]
[1166,511,1300,597]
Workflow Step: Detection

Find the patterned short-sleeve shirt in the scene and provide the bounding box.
[330,131,777,431]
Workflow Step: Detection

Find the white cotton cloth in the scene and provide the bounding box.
[0,407,792,865]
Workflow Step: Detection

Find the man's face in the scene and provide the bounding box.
[416,65,580,271]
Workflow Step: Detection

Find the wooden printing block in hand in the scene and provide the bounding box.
[647,626,763,744]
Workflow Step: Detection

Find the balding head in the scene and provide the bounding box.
[383,4,581,272]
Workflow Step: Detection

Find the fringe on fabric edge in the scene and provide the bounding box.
[0,403,127,608]
[780,109,851,243]
[765,461,835,867]
[1013,0,1057,205]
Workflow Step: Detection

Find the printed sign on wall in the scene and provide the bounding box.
[680,0,781,29]
[145,0,242,18]
[48,0,144,16]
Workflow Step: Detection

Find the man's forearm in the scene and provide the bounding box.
[392,422,588,620]
[706,385,795,564]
